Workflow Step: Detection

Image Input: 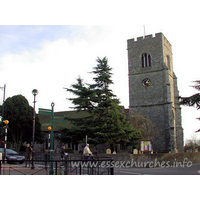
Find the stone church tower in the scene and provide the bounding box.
[127,32,183,153]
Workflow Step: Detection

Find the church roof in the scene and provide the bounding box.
[38,110,90,132]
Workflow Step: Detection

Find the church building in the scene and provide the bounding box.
[39,32,184,154]
[127,32,184,153]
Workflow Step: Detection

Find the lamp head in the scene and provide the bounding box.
[4,120,9,125]
[32,89,38,96]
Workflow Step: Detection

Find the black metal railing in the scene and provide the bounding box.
[0,157,114,175]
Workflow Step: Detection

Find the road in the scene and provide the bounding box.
[2,162,200,175]
[114,163,200,175]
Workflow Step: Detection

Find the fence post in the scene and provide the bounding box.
[55,161,57,175]
[110,167,114,175]
[79,162,82,175]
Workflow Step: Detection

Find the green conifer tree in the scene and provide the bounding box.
[63,57,142,152]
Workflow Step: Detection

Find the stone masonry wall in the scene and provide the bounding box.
[127,32,183,153]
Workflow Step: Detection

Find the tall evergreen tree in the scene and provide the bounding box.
[89,57,142,151]
[63,57,142,152]
[63,77,98,145]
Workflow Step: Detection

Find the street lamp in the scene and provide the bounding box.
[31,89,38,169]
[47,126,51,153]
[49,102,55,175]
[0,84,6,146]
[3,120,9,161]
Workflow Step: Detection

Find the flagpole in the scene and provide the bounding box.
[143,25,146,38]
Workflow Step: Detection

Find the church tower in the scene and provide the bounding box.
[127,33,183,153]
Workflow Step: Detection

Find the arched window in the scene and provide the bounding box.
[142,53,151,68]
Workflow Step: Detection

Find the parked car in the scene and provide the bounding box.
[0,148,25,164]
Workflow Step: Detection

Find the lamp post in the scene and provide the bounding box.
[31,89,38,169]
[0,84,6,145]
[47,126,51,159]
[49,102,55,175]
[3,120,9,161]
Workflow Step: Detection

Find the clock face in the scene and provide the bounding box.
[142,78,151,87]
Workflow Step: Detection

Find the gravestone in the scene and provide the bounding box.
[133,149,138,154]
[106,148,111,154]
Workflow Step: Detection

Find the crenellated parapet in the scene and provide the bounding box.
[127,32,171,50]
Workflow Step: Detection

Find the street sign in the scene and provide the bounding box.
[38,108,52,116]
[53,115,66,123]
[39,108,51,112]
[39,111,52,116]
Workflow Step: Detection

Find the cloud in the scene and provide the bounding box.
[0,25,76,56]
[0,26,130,113]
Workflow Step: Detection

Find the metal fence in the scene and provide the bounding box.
[0,157,114,175]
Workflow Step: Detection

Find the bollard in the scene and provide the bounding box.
[110,167,114,175]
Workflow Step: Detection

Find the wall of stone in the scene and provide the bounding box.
[96,152,200,168]
[127,32,183,153]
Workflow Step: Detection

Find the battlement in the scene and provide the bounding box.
[128,32,162,42]
[127,32,171,48]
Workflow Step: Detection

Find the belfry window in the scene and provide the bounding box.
[142,53,151,68]
[166,55,170,70]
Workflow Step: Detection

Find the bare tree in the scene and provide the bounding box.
[185,133,200,151]
[127,111,160,142]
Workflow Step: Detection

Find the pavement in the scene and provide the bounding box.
[114,163,200,175]
[0,163,48,175]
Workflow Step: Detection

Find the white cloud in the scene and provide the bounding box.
[0,26,130,112]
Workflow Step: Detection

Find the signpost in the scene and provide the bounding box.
[38,103,66,175]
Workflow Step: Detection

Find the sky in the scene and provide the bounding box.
[0,0,200,144]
